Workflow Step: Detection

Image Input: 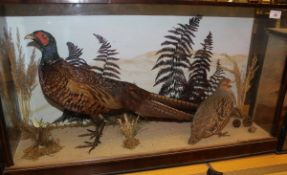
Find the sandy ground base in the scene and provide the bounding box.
[12,120,271,168]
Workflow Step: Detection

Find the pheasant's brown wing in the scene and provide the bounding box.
[40,60,122,116]
[65,79,122,113]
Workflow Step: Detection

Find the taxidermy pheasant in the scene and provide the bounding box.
[25,30,198,152]
[188,78,235,144]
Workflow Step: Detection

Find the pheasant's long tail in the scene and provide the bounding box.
[151,93,198,112]
[136,100,193,121]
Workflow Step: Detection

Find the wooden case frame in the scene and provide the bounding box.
[276,55,287,153]
[0,1,286,174]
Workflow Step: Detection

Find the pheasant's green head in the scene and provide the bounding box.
[25,30,60,64]
[25,30,56,49]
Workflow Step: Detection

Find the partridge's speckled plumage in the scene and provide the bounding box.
[188,78,235,144]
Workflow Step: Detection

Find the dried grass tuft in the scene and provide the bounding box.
[0,28,38,125]
[14,29,38,124]
[21,119,63,160]
[22,141,62,160]
[222,54,258,125]
[118,114,141,149]
[0,28,20,126]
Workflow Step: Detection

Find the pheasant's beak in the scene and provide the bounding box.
[25,33,40,49]
[24,34,35,40]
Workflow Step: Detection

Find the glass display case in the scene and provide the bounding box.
[0,1,286,174]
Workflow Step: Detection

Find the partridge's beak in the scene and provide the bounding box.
[24,34,35,40]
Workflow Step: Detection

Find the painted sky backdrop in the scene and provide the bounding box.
[3,15,254,122]
[6,15,253,60]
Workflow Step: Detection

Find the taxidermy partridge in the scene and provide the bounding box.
[25,30,197,152]
[188,78,235,144]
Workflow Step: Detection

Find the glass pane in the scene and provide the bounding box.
[253,28,287,132]
[282,93,287,150]
[0,3,286,168]
[0,6,21,158]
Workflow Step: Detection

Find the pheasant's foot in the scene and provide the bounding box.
[76,140,100,153]
[77,128,102,153]
[78,129,99,140]
[218,131,230,137]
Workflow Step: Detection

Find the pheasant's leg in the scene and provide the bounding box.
[77,117,105,153]
[93,119,105,145]
[217,131,230,137]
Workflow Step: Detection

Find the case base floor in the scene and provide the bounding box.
[12,120,271,168]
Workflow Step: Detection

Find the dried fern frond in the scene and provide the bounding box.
[93,34,121,80]
[153,16,202,98]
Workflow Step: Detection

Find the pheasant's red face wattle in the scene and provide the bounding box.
[35,32,49,46]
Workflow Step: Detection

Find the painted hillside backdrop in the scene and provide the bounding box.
[4,15,253,123]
